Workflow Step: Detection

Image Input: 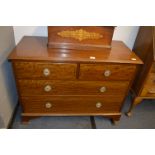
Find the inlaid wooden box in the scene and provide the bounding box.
[48,26,115,50]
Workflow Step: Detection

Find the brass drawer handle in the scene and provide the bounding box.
[44,85,52,92]
[96,102,102,108]
[100,86,106,93]
[43,68,50,76]
[104,70,111,77]
[45,102,52,108]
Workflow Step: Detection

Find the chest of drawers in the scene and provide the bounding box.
[127,27,155,116]
[9,36,142,124]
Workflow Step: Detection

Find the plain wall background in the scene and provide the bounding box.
[0,26,17,128]
[13,26,139,49]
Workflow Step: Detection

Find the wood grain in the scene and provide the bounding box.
[21,95,124,114]
[132,27,154,96]
[8,36,143,65]
[127,26,155,115]
[8,35,143,123]
[18,80,129,96]
[48,26,115,50]
[13,62,77,80]
[79,63,136,81]
[140,73,155,97]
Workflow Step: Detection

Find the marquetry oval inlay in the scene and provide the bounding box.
[57,29,103,41]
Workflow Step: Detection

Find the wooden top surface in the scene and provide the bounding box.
[9,36,143,64]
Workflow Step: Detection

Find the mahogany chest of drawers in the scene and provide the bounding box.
[127,26,155,116]
[9,36,142,124]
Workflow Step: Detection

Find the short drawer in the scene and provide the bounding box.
[18,80,129,96]
[13,62,77,80]
[140,73,155,97]
[21,96,124,114]
[79,64,136,81]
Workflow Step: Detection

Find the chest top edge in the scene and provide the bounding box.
[8,36,143,65]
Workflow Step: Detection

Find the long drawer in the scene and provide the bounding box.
[79,64,136,81]
[21,96,124,114]
[13,62,77,80]
[18,80,129,96]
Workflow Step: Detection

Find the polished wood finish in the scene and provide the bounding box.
[48,26,115,50]
[79,64,136,81]
[8,36,142,64]
[13,62,77,80]
[21,96,124,114]
[127,26,155,116]
[18,80,129,96]
[140,73,155,97]
[9,36,143,124]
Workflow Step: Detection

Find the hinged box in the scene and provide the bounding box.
[48,26,115,50]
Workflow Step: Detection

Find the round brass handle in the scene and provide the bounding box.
[100,86,106,93]
[104,70,111,77]
[44,85,52,92]
[43,68,50,76]
[45,102,52,108]
[96,102,102,108]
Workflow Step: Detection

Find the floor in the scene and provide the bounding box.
[11,95,155,129]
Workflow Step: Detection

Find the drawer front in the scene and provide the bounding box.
[21,96,124,114]
[18,80,129,96]
[79,64,136,81]
[13,62,77,80]
[140,73,155,97]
